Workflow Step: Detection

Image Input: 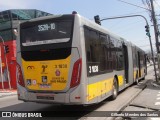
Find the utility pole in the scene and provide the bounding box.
[150,0,159,52]
[150,0,160,84]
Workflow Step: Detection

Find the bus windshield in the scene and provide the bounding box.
[21,20,73,47]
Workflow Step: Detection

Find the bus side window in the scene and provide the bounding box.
[89,30,99,63]
[84,28,91,62]
[116,41,124,70]
[99,34,106,72]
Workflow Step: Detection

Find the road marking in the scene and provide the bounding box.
[159,91,160,93]
[157,94,160,96]
[151,118,160,120]
[155,102,160,105]
[156,97,160,100]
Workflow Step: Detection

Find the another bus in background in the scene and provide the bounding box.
[0,9,51,89]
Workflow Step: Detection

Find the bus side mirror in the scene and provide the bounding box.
[13,29,18,37]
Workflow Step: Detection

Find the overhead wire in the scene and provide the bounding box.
[106,1,151,31]
[116,0,157,51]
[141,0,152,21]
[117,0,151,10]
[153,0,160,10]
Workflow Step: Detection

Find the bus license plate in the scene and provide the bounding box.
[37,96,54,100]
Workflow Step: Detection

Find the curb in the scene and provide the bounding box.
[119,80,148,112]
[151,81,160,88]
[0,90,17,93]
[106,80,148,120]
[0,94,17,98]
[0,89,17,98]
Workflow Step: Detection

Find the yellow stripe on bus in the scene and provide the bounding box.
[134,71,137,80]
[118,75,124,86]
[141,68,144,77]
[87,75,124,101]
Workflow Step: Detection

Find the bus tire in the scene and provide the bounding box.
[142,75,145,80]
[136,79,139,85]
[135,73,139,85]
[111,78,118,100]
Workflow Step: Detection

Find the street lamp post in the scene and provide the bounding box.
[95,14,158,82]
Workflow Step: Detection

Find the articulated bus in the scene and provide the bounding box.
[17,13,146,105]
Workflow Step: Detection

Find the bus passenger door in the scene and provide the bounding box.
[123,44,129,84]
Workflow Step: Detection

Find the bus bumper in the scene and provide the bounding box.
[17,84,83,105]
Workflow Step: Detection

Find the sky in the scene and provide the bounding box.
[1,0,160,52]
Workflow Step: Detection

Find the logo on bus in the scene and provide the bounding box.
[27,66,35,70]
[41,65,48,74]
[26,79,31,86]
[42,76,47,83]
[32,80,37,85]
[55,69,60,76]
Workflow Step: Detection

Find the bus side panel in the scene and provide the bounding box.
[82,23,115,103]
[69,15,85,104]
[128,44,134,85]
[140,52,146,79]
[87,75,114,103]
[132,46,137,82]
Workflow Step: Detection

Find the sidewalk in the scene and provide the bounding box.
[120,79,160,120]
[112,65,160,119]
[124,80,160,110]
[0,89,17,98]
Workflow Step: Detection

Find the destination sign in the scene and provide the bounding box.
[38,23,55,31]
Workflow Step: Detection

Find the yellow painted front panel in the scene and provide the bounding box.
[22,56,71,91]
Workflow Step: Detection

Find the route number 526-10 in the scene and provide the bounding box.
[89,65,99,73]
